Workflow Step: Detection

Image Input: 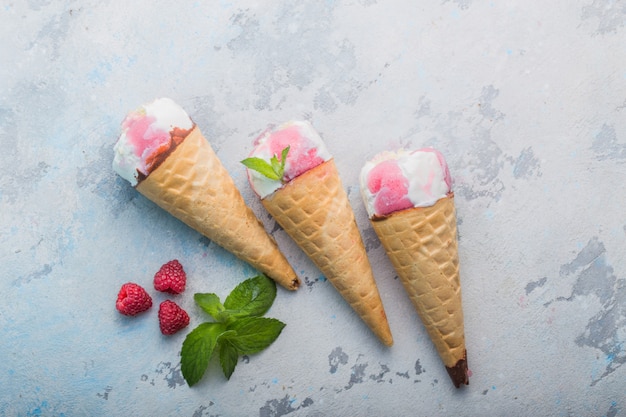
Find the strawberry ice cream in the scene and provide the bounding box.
[112,98,194,186]
[360,148,452,218]
[246,121,332,198]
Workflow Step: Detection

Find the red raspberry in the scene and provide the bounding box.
[158,300,190,335]
[153,259,186,294]
[116,283,153,316]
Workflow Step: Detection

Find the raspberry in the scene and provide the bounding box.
[116,283,153,316]
[153,259,186,294]
[158,300,190,335]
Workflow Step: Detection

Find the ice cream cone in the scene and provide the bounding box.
[135,126,300,290]
[370,193,468,387]
[261,159,393,346]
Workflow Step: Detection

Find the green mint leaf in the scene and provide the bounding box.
[182,275,285,386]
[270,154,282,175]
[241,157,281,180]
[226,317,286,355]
[194,293,224,321]
[223,274,277,318]
[181,322,227,386]
[280,146,290,172]
[240,146,290,181]
[219,339,239,380]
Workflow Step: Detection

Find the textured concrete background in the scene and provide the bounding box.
[1,0,625,416]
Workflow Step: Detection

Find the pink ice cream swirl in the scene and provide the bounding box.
[112,98,194,186]
[246,121,332,198]
[360,148,452,218]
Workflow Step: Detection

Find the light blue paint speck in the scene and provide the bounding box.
[272,378,278,384]
[593,257,605,268]
[126,55,138,67]
[219,0,235,10]
[27,401,48,417]
[87,61,113,85]
[506,48,513,55]
[450,10,461,19]
[484,209,495,220]
[416,62,427,80]
[492,385,496,390]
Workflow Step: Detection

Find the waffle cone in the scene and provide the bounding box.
[261,160,393,346]
[370,193,468,387]
[135,126,299,290]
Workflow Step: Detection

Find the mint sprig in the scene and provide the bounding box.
[241,146,290,181]
[181,274,286,386]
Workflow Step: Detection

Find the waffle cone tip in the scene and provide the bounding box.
[445,350,469,388]
[285,277,300,291]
